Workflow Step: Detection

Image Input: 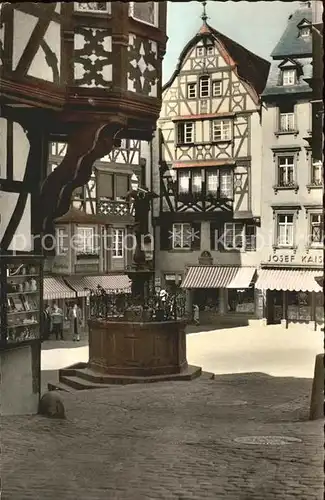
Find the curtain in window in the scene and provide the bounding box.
[179,171,190,193]
[97,173,113,198]
[192,171,202,193]
[115,175,128,199]
[207,171,218,193]
[220,171,233,198]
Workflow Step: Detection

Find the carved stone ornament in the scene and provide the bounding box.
[198,251,213,265]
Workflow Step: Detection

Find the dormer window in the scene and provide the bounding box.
[300,26,311,37]
[199,76,210,98]
[282,69,296,86]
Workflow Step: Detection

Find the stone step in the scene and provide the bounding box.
[59,375,106,391]
[69,364,202,386]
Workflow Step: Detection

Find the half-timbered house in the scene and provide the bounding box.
[256,2,324,330]
[0,1,166,414]
[43,138,149,330]
[154,8,270,324]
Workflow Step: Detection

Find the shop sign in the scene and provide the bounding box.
[267,254,323,265]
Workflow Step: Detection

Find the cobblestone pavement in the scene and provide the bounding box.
[2,373,323,500]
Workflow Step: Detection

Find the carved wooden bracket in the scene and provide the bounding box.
[39,118,127,234]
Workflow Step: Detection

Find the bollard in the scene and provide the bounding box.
[38,391,66,419]
[309,354,324,421]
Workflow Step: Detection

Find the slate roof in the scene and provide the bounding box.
[163,22,270,97]
[271,7,312,59]
[262,57,312,97]
[262,6,313,98]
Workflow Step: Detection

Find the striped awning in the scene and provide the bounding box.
[65,275,131,297]
[181,266,239,289]
[43,277,76,300]
[255,269,323,293]
[227,267,256,289]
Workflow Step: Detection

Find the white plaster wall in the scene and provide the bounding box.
[0,193,32,252]
[12,11,38,71]
[28,20,61,82]
[13,121,29,182]
[260,100,322,264]
[0,346,39,415]
[250,111,262,217]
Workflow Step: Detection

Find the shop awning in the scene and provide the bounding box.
[255,269,323,293]
[227,267,256,288]
[43,277,76,300]
[65,275,131,297]
[181,266,239,289]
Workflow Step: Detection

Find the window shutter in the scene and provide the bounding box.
[191,222,201,250]
[115,175,128,199]
[160,224,171,250]
[97,172,113,198]
[245,225,256,251]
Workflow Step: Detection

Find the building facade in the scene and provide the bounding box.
[256,3,324,329]
[154,13,270,325]
[43,138,154,331]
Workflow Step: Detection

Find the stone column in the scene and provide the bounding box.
[200,221,211,251]
[219,289,227,315]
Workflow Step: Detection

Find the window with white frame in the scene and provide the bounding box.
[192,171,202,193]
[277,214,294,247]
[199,76,210,98]
[196,46,205,57]
[187,83,197,99]
[112,228,124,258]
[223,223,244,249]
[212,120,232,141]
[172,223,192,250]
[75,2,110,13]
[76,227,95,254]
[55,228,68,256]
[206,170,218,193]
[219,170,233,198]
[177,122,194,144]
[282,69,296,86]
[51,142,67,156]
[178,170,190,193]
[279,103,295,131]
[277,156,295,186]
[212,80,222,97]
[206,45,214,56]
[129,1,158,27]
[310,214,324,247]
[299,26,311,37]
[311,160,323,185]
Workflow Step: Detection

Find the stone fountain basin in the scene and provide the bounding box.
[88,319,188,377]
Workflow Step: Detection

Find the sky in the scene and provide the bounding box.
[163,1,302,83]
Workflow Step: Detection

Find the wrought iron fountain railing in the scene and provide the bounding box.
[88,286,187,322]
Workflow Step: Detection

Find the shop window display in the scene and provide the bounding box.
[193,289,219,312]
[228,288,255,314]
[287,291,311,321]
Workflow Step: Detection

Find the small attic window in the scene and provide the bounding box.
[299,26,311,37]
[282,69,296,86]
[206,45,214,56]
[196,46,205,57]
